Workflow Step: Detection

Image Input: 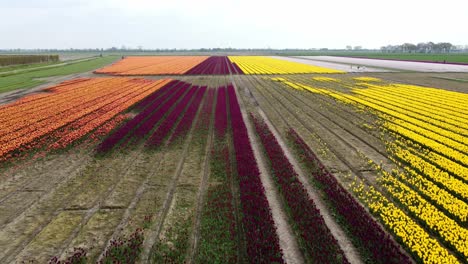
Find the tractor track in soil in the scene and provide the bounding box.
[0,147,143,263]
[139,81,215,263]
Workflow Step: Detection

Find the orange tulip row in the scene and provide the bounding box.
[94,56,209,75]
[0,78,171,161]
[0,78,124,136]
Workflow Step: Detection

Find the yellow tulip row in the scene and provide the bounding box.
[292,82,468,164]
[389,135,468,183]
[350,180,459,264]
[391,84,468,112]
[386,148,468,223]
[276,77,467,262]
[392,83,468,102]
[353,76,382,82]
[387,140,468,199]
[279,79,468,163]
[312,76,341,82]
[345,90,468,147]
[228,56,345,74]
[380,172,468,260]
[385,122,468,166]
[360,84,468,125]
[352,86,468,135]
[355,83,468,116]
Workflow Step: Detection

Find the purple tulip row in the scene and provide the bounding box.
[251,114,349,264]
[185,56,244,75]
[167,86,207,144]
[227,84,284,263]
[215,86,227,138]
[146,86,200,148]
[135,80,178,110]
[288,128,412,264]
[95,81,190,153]
[132,83,190,140]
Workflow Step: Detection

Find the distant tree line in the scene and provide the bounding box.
[380,42,455,53]
[0,54,59,66]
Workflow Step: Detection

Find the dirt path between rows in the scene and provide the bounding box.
[233,79,304,264]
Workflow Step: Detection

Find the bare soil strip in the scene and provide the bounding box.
[139,89,207,263]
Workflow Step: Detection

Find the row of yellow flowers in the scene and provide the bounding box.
[387,143,468,223]
[345,88,468,147]
[229,56,344,74]
[352,85,468,136]
[274,77,468,262]
[391,84,468,111]
[380,171,468,260]
[350,179,459,264]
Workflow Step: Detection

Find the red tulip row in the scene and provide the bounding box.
[251,114,349,264]
[215,86,228,138]
[134,80,179,110]
[227,85,284,263]
[168,86,208,144]
[132,83,191,140]
[185,56,244,75]
[96,81,189,153]
[287,128,412,264]
[146,86,204,147]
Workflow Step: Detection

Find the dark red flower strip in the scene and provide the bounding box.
[288,128,412,264]
[251,114,349,264]
[99,228,144,264]
[185,56,244,75]
[132,83,191,140]
[227,84,284,263]
[215,86,227,138]
[95,81,187,153]
[135,79,180,110]
[146,86,199,147]
[168,86,207,144]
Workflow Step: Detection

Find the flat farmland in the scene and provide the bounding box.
[0,55,467,263]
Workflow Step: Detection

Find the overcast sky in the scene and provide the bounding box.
[1,0,467,49]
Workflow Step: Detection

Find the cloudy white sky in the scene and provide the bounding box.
[1,0,467,49]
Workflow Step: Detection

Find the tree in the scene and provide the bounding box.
[438,42,453,53]
[402,43,417,53]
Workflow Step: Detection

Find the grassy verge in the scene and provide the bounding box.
[0,56,119,94]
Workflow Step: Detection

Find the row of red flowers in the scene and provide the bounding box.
[287,128,411,264]
[168,86,208,144]
[96,80,189,153]
[227,85,284,263]
[185,56,244,75]
[251,114,349,263]
[146,86,204,147]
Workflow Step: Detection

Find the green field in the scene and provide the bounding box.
[0,56,119,94]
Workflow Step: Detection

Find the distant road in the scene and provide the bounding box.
[296,56,468,72]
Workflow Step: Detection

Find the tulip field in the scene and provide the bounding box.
[0,55,467,263]
[94,55,342,75]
